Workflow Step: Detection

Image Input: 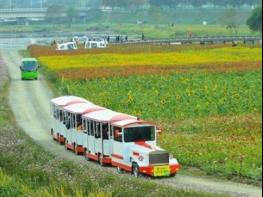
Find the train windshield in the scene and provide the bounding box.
[124,126,155,142]
[22,61,38,71]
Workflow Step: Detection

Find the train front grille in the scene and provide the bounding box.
[149,150,169,165]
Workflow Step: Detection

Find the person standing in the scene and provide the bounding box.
[142,32,145,41]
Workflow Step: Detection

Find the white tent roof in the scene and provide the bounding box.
[51,96,89,107]
[64,102,104,114]
[83,109,137,123]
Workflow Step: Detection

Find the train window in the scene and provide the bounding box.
[71,114,75,129]
[53,106,56,118]
[82,119,86,133]
[124,126,155,142]
[63,112,67,125]
[65,113,70,129]
[59,110,63,122]
[87,120,90,135]
[95,122,101,139]
[86,120,88,133]
[56,109,60,120]
[102,124,109,140]
[90,121,94,136]
[113,127,122,142]
[76,115,82,130]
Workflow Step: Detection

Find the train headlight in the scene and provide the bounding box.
[138,155,144,161]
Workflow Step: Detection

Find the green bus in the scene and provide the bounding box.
[20,58,39,80]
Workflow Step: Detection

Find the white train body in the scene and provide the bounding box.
[50,96,180,177]
[85,39,107,49]
[56,42,78,51]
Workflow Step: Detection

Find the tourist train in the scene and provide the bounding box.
[50,96,180,177]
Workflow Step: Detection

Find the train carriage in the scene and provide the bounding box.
[50,96,88,144]
[63,103,104,154]
[50,96,181,177]
[82,110,137,165]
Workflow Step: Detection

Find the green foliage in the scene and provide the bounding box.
[160,113,262,180]
[46,5,66,24]
[66,7,79,27]
[247,6,262,32]
[56,71,262,120]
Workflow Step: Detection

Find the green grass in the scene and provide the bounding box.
[110,24,259,39]
[160,113,262,181]
[55,71,262,119]
[1,23,259,41]
[0,81,217,196]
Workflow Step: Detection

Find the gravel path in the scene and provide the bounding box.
[1,49,262,197]
[0,54,8,87]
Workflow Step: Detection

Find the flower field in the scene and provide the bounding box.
[33,44,262,181]
[38,46,262,70]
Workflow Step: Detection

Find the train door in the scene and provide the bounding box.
[82,119,88,150]
[88,120,95,154]
[65,111,71,142]
[75,114,82,146]
[94,122,102,154]
[60,111,67,139]
[58,109,64,137]
[112,127,124,162]
[69,113,75,144]
[50,104,58,135]
[102,123,110,156]
[108,125,114,156]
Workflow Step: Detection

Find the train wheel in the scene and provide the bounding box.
[74,145,79,155]
[60,138,65,145]
[85,151,90,161]
[132,163,140,178]
[117,166,123,174]
[99,155,104,166]
[170,173,177,177]
[65,141,70,150]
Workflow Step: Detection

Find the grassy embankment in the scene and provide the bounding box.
[30,44,262,183]
[0,23,259,40]
[0,59,215,197]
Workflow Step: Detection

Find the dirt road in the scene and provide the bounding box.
[2,50,262,197]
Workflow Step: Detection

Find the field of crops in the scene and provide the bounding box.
[33,44,262,181]
[38,46,261,70]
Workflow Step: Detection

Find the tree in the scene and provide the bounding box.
[247,6,262,32]
[190,0,209,8]
[220,9,240,35]
[46,5,66,24]
[149,0,181,9]
[66,7,79,27]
